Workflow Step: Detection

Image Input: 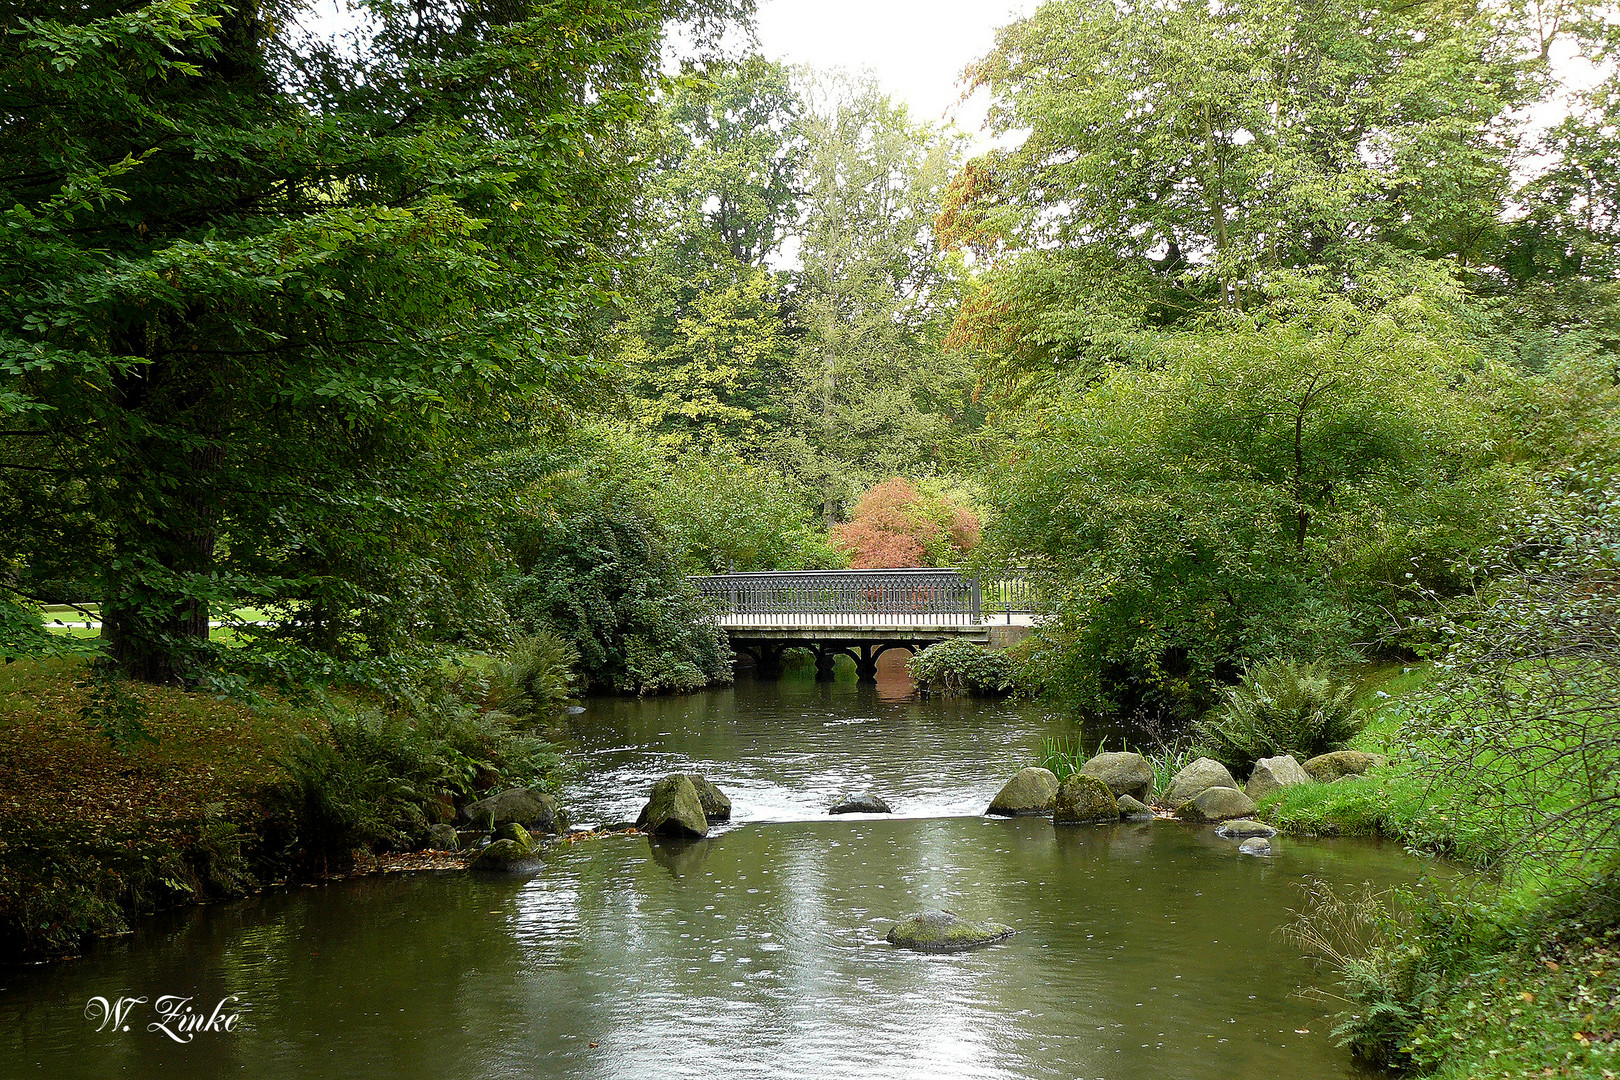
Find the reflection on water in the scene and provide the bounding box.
[0,667,1435,1080]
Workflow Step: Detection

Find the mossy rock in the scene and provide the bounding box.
[462,787,567,834]
[886,910,1015,953]
[468,838,542,873]
[636,775,709,839]
[680,774,733,821]
[493,822,532,848]
[830,792,892,814]
[1078,751,1154,802]
[987,767,1060,816]
[1054,773,1118,825]
[1174,786,1258,823]
[1116,794,1153,820]
[1162,757,1238,808]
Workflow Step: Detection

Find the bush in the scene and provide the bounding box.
[1195,658,1361,772]
[908,640,1015,696]
[261,704,562,873]
[500,485,732,695]
[485,632,579,721]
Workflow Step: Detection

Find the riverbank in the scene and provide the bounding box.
[0,657,559,963]
[1247,663,1620,1079]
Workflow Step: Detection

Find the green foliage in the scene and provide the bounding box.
[650,447,845,573]
[499,463,733,695]
[1036,734,1085,778]
[991,279,1525,730]
[485,633,579,722]
[0,0,748,684]
[1195,659,1361,773]
[262,704,562,872]
[907,640,1015,697]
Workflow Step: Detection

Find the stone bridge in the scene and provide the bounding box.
[690,569,1034,682]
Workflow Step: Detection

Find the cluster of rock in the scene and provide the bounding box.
[456,785,573,872]
[636,774,733,838]
[984,747,1389,836]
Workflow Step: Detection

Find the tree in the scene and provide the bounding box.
[832,478,980,569]
[617,57,801,449]
[0,0,747,682]
[941,0,1527,404]
[993,279,1526,727]
[784,71,978,514]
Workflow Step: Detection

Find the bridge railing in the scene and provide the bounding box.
[690,569,1032,627]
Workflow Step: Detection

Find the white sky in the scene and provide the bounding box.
[753,0,1040,137]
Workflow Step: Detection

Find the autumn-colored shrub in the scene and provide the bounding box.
[831,479,981,569]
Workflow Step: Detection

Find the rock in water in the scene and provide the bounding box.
[1216,818,1277,839]
[1238,837,1273,856]
[493,822,532,847]
[1302,750,1389,783]
[462,787,567,834]
[1054,774,1119,825]
[422,823,459,851]
[830,793,893,814]
[469,837,542,873]
[1115,794,1153,820]
[1174,786,1259,823]
[680,774,733,822]
[636,775,709,839]
[1077,751,1155,802]
[987,767,1060,816]
[1162,758,1238,808]
[886,910,1015,953]
[1245,754,1312,800]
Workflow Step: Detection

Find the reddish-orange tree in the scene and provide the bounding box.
[831,479,981,569]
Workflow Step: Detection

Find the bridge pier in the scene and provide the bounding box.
[755,644,786,679]
[814,646,837,682]
[855,645,878,684]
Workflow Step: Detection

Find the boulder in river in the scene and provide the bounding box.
[468,837,543,873]
[830,793,893,814]
[1115,794,1153,820]
[886,910,1015,953]
[636,775,709,839]
[1238,837,1273,857]
[1162,758,1238,809]
[1245,754,1311,801]
[1215,818,1277,839]
[987,767,1060,816]
[493,822,533,847]
[1077,751,1154,802]
[1302,750,1389,783]
[680,774,733,822]
[1054,774,1119,825]
[1173,786,1258,823]
[462,787,567,834]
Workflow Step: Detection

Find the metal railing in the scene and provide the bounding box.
[690,569,1032,627]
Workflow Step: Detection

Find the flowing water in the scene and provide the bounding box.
[0,656,1434,1079]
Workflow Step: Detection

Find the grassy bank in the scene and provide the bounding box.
[0,656,563,962]
[1252,660,1620,1078]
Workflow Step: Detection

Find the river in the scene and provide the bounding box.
[0,656,1429,1079]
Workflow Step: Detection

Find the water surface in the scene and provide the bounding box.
[1,661,1430,1079]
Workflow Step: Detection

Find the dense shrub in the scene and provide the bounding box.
[261,705,562,873]
[501,485,731,694]
[1195,658,1361,772]
[907,640,1015,696]
[833,478,981,568]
